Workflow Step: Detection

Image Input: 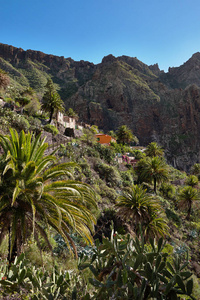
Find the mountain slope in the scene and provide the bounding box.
[1,43,200,170]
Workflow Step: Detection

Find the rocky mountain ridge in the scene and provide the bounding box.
[1,43,200,171]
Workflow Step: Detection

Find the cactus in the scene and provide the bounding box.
[78,229,195,299]
[0,254,81,299]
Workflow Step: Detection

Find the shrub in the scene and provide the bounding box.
[159,182,176,199]
[133,149,146,159]
[28,116,42,131]
[0,108,30,132]
[94,162,122,187]
[99,184,118,202]
[94,143,116,163]
[165,208,182,226]
[43,124,58,135]
[120,170,134,186]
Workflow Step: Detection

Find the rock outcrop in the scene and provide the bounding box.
[1,43,200,170]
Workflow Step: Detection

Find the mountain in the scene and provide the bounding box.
[1,43,200,171]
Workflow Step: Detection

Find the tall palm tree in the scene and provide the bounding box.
[136,156,169,193]
[0,129,96,262]
[42,79,65,123]
[178,186,200,220]
[116,185,168,239]
[145,142,164,157]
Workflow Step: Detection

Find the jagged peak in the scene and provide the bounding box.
[191,52,200,60]
[101,54,117,64]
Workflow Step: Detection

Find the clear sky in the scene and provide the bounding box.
[1,0,200,72]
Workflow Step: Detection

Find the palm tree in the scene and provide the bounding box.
[116,185,168,239]
[190,163,200,180]
[185,175,198,187]
[116,125,139,145]
[143,205,168,240]
[42,79,65,123]
[145,142,164,157]
[0,129,96,262]
[136,156,169,193]
[178,186,200,220]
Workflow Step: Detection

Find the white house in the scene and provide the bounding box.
[56,111,76,129]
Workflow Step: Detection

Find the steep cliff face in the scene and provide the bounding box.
[160,52,200,89]
[1,43,200,170]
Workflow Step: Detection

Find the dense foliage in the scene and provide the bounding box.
[0,77,200,298]
[0,129,96,262]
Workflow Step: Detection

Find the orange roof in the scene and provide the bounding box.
[95,134,116,144]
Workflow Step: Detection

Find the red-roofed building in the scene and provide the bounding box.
[95,134,116,145]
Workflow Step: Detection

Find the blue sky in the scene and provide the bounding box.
[1,0,200,72]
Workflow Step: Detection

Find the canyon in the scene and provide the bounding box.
[1,43,200,170]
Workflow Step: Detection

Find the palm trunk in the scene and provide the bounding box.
[186,201,192,220]
[49,107,54,124]
[8,226,17,265]
[154,178,157,194]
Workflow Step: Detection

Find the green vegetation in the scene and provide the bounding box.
[116,185,168,239]
[178,186,200,220]
[136,156,169,193]
[145,142,164,157]
[0,129,96,263]
[0,79,200,297]
[42,78,65,123]
[79,231,195,300]
[116,125,139,145]
[43,123,59,135]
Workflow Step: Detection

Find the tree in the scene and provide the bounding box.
[0,129,96,263]
[116,184,168,239]
[42,79,65,123]
[145,142,164,157]
[190,163,200,180]
[178,186,200,220]
[136,156,169,193]
[66,107,78,119]
[107,130,117,140]
[116,125,139,145]
[185,175,199,187]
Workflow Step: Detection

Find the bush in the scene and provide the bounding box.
[44,124,58,135]
[94,162,122,187]
[120,170,134,186]
[0,108,30,132]
[94,143,116,163]
[133,149,146,159]
[28,116,42,131]
[79,161,92,181]
[99,184,118,202]
[159,182,176,199]
[165,208,182,226]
